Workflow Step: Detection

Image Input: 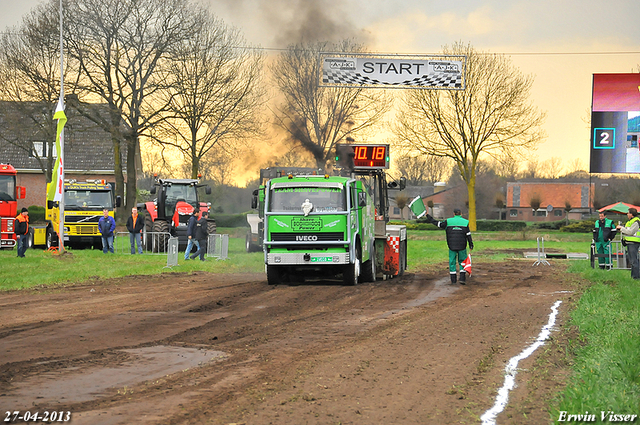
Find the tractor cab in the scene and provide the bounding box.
[141,177,215,251]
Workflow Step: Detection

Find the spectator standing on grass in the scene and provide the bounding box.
[98,208,116,254]
[593,211,616,269]
[14,207,29,258]
[190,210,209,261]
[184,208,200,260]
[617,207,640,279]
[126,207,144,254]
[425,208,474,285]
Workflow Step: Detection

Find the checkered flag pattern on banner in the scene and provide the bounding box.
[322,70,462,88]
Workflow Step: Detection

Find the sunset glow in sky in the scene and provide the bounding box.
[3,0,640,178]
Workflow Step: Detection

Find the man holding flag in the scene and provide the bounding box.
[425,208,474,285]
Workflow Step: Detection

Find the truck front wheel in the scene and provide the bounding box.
[343,245,361,286]
[361,245,376,282]
[46,227,58,249]
[267,265,284,285]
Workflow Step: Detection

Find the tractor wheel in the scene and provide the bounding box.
[144,218,154,251]
[343,244,361,286]
[361,245,377,283]
[152,220,170,253]
[207,219,217,235]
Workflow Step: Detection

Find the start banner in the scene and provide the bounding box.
[320,53,465,90]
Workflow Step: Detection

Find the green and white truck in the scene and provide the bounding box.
[250,144,407,285]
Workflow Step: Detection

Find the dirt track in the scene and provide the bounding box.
[0,260,576,424]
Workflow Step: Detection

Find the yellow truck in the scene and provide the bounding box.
[31,180,121,249]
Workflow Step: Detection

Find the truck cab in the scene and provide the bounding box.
[264,173,376,285]
[0,164,26,249]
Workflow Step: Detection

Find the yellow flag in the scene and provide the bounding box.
[47,100,67,202]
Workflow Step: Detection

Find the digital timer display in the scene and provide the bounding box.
[339,144,390,169]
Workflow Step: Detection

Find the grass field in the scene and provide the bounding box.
[0,228,264,290]
[1,228,592,290]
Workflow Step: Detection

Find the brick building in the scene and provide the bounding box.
[0,101,128,209]
[506,181,594,221]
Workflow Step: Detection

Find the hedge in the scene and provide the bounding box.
[211,213,250,228]
[28,205,45,223]
[560,220,594,233]
[476,220,527,231]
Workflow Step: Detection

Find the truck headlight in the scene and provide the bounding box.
[6,219,13,232]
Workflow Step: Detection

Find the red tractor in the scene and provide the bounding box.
[140,178,216,252]
[0,164,26,250]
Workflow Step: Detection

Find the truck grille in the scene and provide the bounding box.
[66,215,101,223]
[270,232,344,242]
[74,225,98,235]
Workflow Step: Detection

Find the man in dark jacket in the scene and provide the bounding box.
[15,207,29,258]
[190,210,209,261]
[126,207,145,254]
[184,208,200,260]
[99,208,116,254]
[593,211,616,269]
[426,208,474,284]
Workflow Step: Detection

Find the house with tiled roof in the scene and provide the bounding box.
[506,181,595,221]
[0,101,129,209]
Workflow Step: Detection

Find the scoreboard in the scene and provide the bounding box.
[337,144,390,169]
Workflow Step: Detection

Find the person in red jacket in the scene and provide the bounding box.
[15,207,29,258]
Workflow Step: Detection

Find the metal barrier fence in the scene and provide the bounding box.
[532,237,550,266]
[207,234,229,260]
[165,237,179,268]
[591,240,631,270]
[115,231,172,255]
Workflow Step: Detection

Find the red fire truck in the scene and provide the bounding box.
[0,164,26,249]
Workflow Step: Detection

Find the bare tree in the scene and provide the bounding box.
[542,156,564,179]
[394,153,451,186]
[396,42,546,230]
[394,193,409,219]
[0,2,66,181]
[153,11,266,179]
[522,157,543,179]
[271,40,390,168]
[565,158,587,176]
[65,0,199,211]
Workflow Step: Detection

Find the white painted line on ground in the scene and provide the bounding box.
[480,300,562,425]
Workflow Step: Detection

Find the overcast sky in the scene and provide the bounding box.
[3,0,640,174]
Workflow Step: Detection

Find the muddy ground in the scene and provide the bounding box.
[0,258,579,424]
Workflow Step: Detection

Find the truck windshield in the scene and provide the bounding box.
[64,190,113,209]
[270,187,345,213]
[0,175,16,202]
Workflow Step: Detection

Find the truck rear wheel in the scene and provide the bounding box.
[267,265,283,285]
[27,228,34,249]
